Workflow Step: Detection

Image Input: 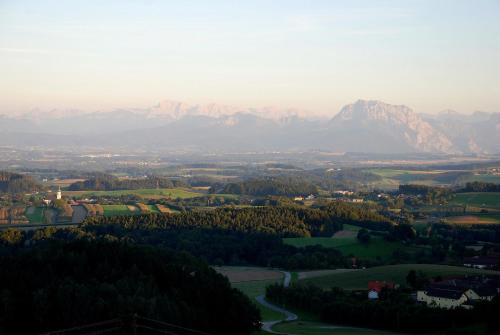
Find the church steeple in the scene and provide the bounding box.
[56,186,62,200]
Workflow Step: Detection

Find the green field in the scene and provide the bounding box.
[102,204,136,216]
[449,192,500,209]
[146,205,160,213]
[25,207,45,223]
[283,235,418,261]
[233,280,285,322]
[65,188,204,200]
[301,264,500,290]
[273,321,403,335]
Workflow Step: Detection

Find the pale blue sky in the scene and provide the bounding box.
[1,0,499,115]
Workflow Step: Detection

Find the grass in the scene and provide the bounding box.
[102,204,135,217]
[233,279,285,321]
[65,188,204,200]
[25,206,45,223]
[301,264,500,290]
[342,224,361,232]
[147,205,160,213]
[283,236,418,261]
[273,321,403,335]
[449,192,500,209]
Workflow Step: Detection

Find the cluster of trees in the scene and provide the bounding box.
[214,176,318,196]
[68,174,186,191]
[0,171,41,194]
[399,184,452,205]
[462,182,500,192]
[433,223,500,245]
[82,203,393,238]
[0,224,351,270]
[266,283,500,334]
[0,240,260,334]
[0,206,28,224]
[320,202,394,231]
[84,206,347,237]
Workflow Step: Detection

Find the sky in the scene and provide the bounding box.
[0,0,499,116]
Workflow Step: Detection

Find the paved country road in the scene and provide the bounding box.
[255,271,297,334]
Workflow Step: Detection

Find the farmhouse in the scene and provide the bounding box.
[417,276,500,309]
[417,286,472,309]
[463,255,500,269]
[367,280,396,299]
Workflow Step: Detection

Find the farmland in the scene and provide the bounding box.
[443,214,500,225]
[101,204,137,217]
[25,206,45,223]
[300,264,500,290]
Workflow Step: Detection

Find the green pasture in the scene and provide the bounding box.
[283,235,418,261]
[25,207,45,223]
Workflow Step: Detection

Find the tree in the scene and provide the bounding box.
[357,228,371,244]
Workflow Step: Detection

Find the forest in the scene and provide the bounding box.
[0,240,260,334]
[0,171,41,194]
[462,182,500,192]
[68,174,187,191]
[82,203,393,237]
[214,176,319,196]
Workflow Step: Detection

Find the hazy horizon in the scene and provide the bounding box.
[1,0,500,116]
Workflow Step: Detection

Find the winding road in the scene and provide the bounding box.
[255,271,298,334]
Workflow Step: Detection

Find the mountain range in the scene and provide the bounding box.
[1,100,498,154]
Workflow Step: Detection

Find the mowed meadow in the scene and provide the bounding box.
[284,224,426,261]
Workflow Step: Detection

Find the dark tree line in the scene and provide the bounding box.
[213,176,319,196]
[83,206,346,237]
[68,174,186,191]
[462,182,500,192]
[0,240,260,335]
[0,171,41,194]
[399,184,452,204]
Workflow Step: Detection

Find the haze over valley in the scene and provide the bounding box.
[1,99,499,155]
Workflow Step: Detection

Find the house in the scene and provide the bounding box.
[333,190,354,196]
[367,281,396,299]
[417,286,472,309]
[417,276,500,309]
[463,255,500,269]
